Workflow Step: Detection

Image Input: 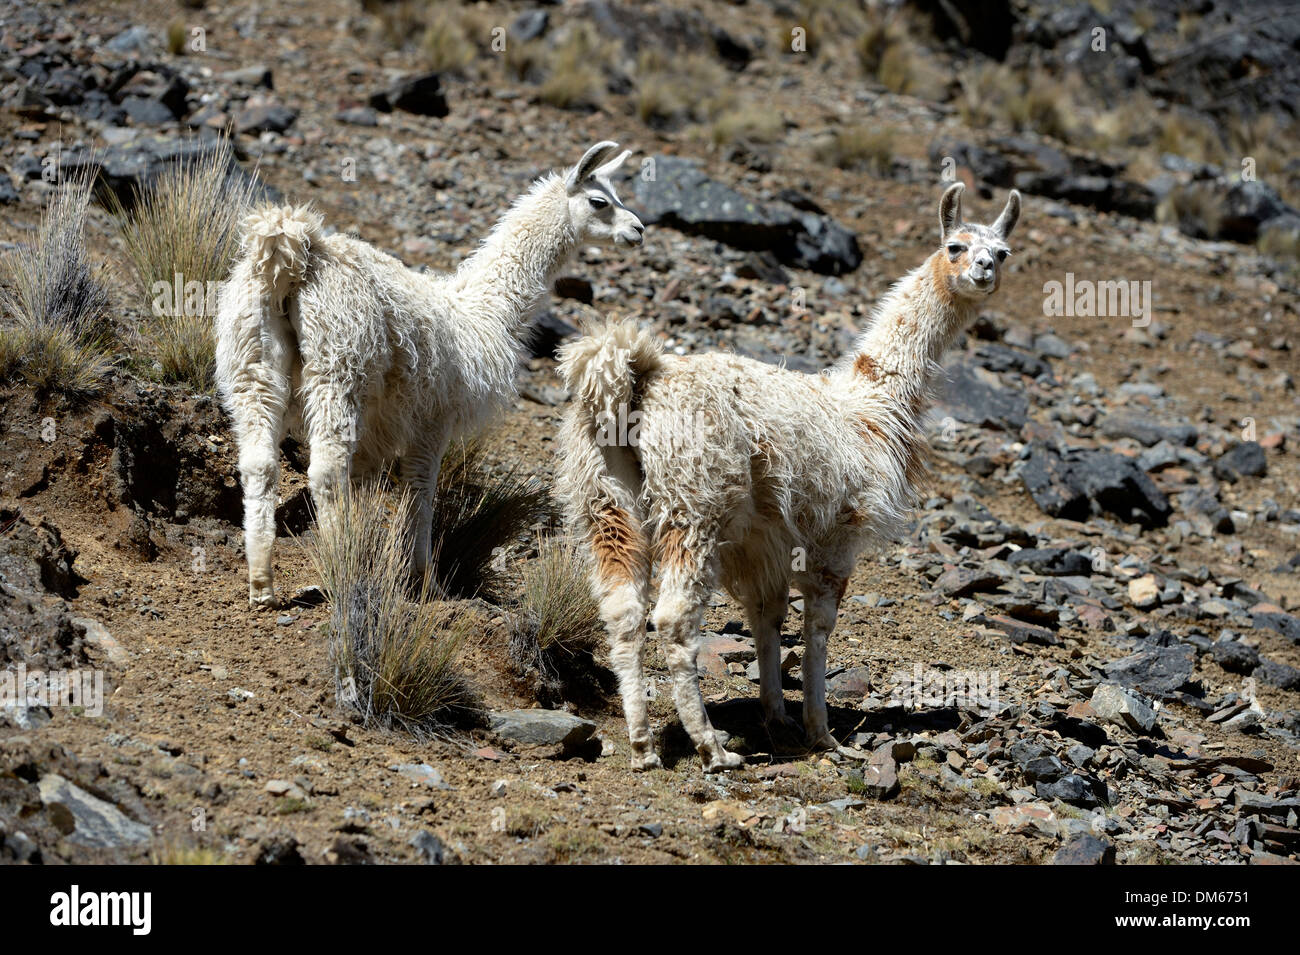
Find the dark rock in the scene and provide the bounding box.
[1036,773,1103,807]
[488,709,596,750]
[1053,833,1115,865]
[1007,548,1092,576]
[1099,412,1197,447]
[631,156,861,275]
[1023,754,1066,783]
[1252,610,1300,645]
[553,275,593,304]
[370,72,450,117]
[938,359,1029,432]
[235,100,297,135]
[1020,442,1171,527]
[827,666,872,701]
[934,566,1005,598]
[37,774,151,848]
[0,172,19,205]
[1212,639,1260,675]
[1254,658,1300,691]
[255,834,306,865]
[524,310,579,359]
[1104,645,1196,699]
[409,830,447,864]
[1213,442,1267,483]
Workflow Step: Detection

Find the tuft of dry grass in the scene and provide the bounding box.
[0,165,112,397]
[428,442,553,600]
[109,138,256,391]
[958,63,1073,142]
[711,102,785,147]
[538,24,608,110]
[815,125,895,174]
[509,537,606,705]
[1156,183,1226,239]
[421,6,476,74]
[308,481,476,736]
[633,50,729,130]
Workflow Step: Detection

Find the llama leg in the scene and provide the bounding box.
[303,386,357,541]
[601,577,657,770]
[226,369,290,607]
[797,571,847,750]
[400,432,450,585]
[238,419,285,607]
[743,590,801,752]
[654,546,742,772]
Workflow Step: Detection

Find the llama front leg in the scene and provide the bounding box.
[654,547,743,772]
[797,571,848,750]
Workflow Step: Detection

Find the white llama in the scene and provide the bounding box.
[216,141,644,607]
[557,184,1021,771]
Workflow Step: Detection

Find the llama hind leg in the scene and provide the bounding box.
[399,431,450,586]
[654,538,742,772]
[228,379,291,608]
[590,509,658,769]
[742,589,801,752]
[796,570,848,750]
[303,386,357,542]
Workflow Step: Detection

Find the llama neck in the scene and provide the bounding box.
[453,174,578,336]
[843,251,977,403]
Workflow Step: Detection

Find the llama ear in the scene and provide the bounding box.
[568,141,620,190]
[593,149,632,180]
[993,189,1021,240]
[939,182,964,240]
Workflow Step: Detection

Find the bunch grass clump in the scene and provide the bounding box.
[308,481,475,736]
[509,537,606,705]
[0,164,112,398]
[109,137,256,391]
[428,441,553,601]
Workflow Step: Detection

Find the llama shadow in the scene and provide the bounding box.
[658,697,964,770]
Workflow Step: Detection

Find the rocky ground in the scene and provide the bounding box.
[1,0,1298,865]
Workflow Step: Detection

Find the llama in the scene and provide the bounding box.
[558,183,1021,771]
[216,141,644,607]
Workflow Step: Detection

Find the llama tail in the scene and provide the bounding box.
[239,204,323,309]
[556,319,664,597]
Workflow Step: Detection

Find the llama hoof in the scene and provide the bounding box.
[249,586,278,609]
[630,751,663,772]
[765,716,806,755]
[702,747,745,772]
[804,727,838,752]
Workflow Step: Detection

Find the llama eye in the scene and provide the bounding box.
[946,243,965,255]
[996,249,1010,261]
[588,195,609,209]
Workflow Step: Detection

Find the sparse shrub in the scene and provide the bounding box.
[1156,183,1226,239]
[1259,226,1300,267]
[538,24,608,110]
[509,537,604,703]
[109,138,256,391]
[308,481,476,736]
[632,50,728,130]
[958,64,1073,142]
[1155,110,1225,166]
[0,166,112,397]
[152,842,230,865]
[815,125,895,175]
[421,6,475,73]
[428,442,553,601]
[166,20,187,55]
[711,103,784,147]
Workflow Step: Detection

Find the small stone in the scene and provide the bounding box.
[1053,833,1115,865]
[1128,575,1160,609]
[1090,684,1157,734]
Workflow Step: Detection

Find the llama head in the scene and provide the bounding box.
[564,141,645,249]
[935,183,1020,300]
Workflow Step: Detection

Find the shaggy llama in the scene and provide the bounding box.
[558,183,1021,771]
[216,142,644,607]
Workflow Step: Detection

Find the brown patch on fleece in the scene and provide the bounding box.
[591,506,647,584]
